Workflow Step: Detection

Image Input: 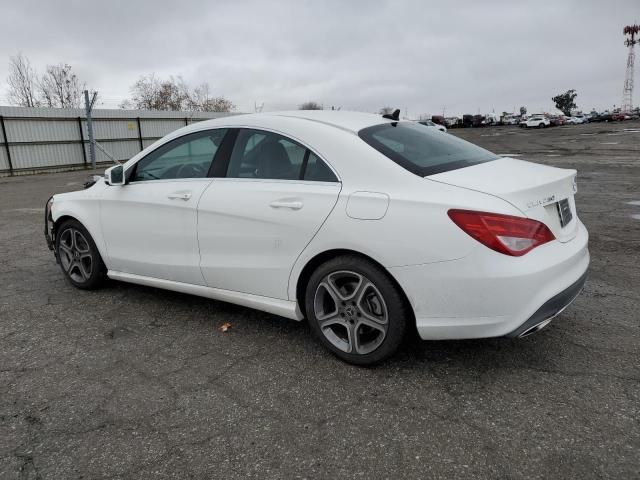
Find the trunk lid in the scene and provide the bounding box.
[428,157,579,242]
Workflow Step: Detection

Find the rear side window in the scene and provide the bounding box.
[226,129,338,182]
[304,152,338,182]
[227,129,305,180]
[358,122,498,176]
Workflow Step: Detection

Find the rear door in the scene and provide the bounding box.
[197,128,341,299]
[100,129,228,285]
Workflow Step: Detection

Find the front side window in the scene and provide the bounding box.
[132,129,227,181]
[358,122,498,177]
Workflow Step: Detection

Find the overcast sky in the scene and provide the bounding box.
[0,0,637,116]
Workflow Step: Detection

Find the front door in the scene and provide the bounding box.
[100,129,228,285]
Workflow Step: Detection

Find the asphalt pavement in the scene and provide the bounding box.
[0,121,638,479]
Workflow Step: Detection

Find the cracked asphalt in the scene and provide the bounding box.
[1,121,639,479]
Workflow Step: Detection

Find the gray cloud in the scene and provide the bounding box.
[0,0,636,115]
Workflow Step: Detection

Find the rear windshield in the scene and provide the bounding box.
[358,122,498,176]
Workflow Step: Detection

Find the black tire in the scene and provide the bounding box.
[304,255,410,366]
[55,219,106,289]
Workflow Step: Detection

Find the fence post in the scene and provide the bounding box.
[84,90,97,170]
[185,117,189,126]
[136,117,144,151]
[0,115,13,176]
[77,117,87,166]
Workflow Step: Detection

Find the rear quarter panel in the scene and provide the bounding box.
[287,172,523,301]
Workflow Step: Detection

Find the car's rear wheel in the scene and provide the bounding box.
[305,255,409,366]
[55,219,106,289]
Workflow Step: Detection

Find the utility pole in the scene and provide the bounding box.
[622,25,639,113]
[84,90,98,170]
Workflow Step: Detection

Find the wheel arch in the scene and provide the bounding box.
[294,248,415,324]
[52,214,78,236]
[51,211,108,267]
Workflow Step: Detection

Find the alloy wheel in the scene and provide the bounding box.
[58,228,93,283]
[313,270,388,355]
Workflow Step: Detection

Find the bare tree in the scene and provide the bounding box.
[299,101,322,110]
[120,74,161,110]
[120,74,183,110]
[6,53,39,107]
[39,64,84,108]
[185,82,235,112]
[155,77,184,111]
[122,74,234,112]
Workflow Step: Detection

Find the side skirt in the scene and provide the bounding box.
[107,271,304,321]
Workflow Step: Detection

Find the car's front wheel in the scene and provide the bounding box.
[55,219,106,289]
[305,255,410,366]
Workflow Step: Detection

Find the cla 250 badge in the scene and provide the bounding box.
[526,194,556,209]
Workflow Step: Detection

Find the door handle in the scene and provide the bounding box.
[269,199,303,210]
[167,192,192,200]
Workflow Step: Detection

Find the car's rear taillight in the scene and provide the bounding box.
[447,209,555,256]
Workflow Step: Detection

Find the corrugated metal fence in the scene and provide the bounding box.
[0,106,237,176]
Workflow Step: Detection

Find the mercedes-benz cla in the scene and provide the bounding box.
[45,111,589,365]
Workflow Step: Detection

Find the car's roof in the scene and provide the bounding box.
[196,110,392,134]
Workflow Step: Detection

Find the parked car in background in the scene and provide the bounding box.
[484,113,500,126]
[444,117,460,128]
[462,114,474,128]
[525,116,550,128]
[565,117,578,125]
[611,112,630,121]
[573,115,588,124]
[431,115,446,126]
[549,116,566,127]
[418,119,447,133]
[519,116,528,128]
[472,115,485,127]
[592,112,611,122]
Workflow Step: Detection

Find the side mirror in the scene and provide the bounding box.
[104,165,125,186]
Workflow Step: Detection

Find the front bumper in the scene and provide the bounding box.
[44,196,58,262]
[389,220,590,340]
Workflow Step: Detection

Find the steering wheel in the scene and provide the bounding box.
[176,163,205,178]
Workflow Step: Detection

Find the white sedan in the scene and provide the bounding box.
[45,110,589,365]
[417,120,448,132]
[525,116,551,128]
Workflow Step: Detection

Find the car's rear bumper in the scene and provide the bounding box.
[505,270,587,337]
[388,219,589,340]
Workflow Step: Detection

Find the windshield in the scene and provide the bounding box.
[358,122,499,176]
